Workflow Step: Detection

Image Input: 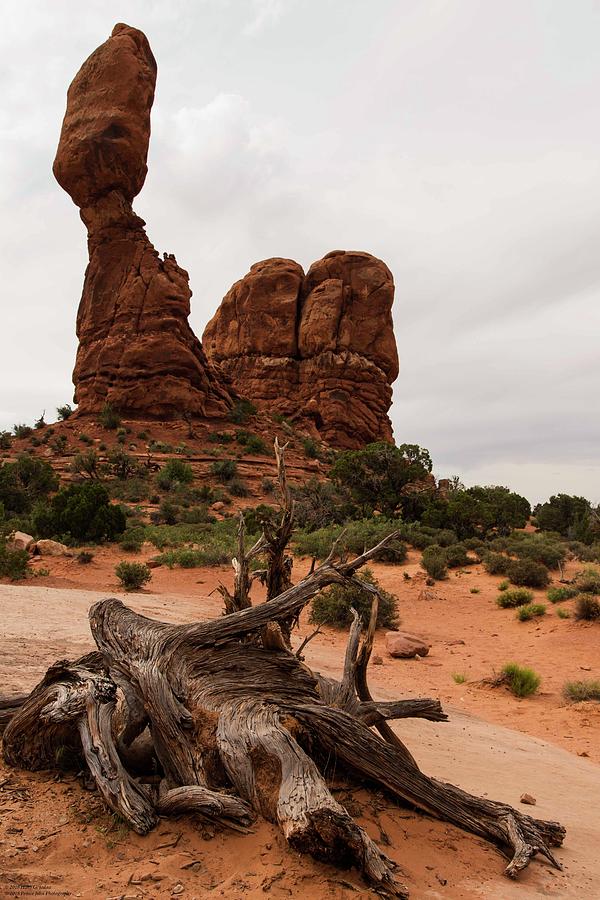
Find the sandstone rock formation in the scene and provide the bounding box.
[203,250,398,447]
[385,631,430,659]
[55,23,232,418]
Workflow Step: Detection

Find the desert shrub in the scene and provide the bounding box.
[236,431,268,455]
[99,403,121,430]
[563,680,600,702]
[208,431,234,444]
[483,552,510,576]
[535,493,596,543]
[507,558,549,588]
[228,477,249,497]
[71,450,100,480]
[33,481,126,542]
[157,544,232,568]
[0,455,58,515]
[228,399,257,425]
[108,477,149,504]
[78,432,93,445]
[120,534,142,552]
[292,479,354,531]
[498,579,509,591]
[557,607,570,619]
[470,587,480,594]
[421,545,447,580]
[547,586,577,604]
[56,404,73,421]
[210,459,237,483]
[0,539,29,580]
[445,543,472,568]
[309,568,399,630]
[574,595,600,621]
[77,550,94,564]
[179,506,213,525]
[107,450,141,481]
[301,437,321,459]
[506,533,566,569]
[50,435,68,454]
[115,561,152,591]
[156,459,194,491]
[0,431,13,450]
[155,500,180,525]
[574,567,600,594]
[501,663,541,698]
[516,603,546,622]
[13,424,33,439]
[293,519,406,563]
[496,588,534,608]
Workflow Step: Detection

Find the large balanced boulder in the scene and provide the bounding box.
[54,24,232,419]
[203,250,398,448]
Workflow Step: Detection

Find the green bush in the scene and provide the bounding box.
[0,455,59,515]
[236,431,268,455]
[568,541,599,562]
[208,431,234,444]
[179,506,213,525]
[0,540,29,580]
[33,481,126,542]
[483,552,510,576]
[498,579,509,591]
[156,459,194,491]
[99,403,121,430]
[507,558,549,588]
[228,399,257,425]
[445,543,473,568]
[228,477,249,497]
[557,607,570,619]
[421,545,447,580]
[501,663,541,698]
[71,450,100,480]
[292,478,355,532]
[13,424,33,439]
[547,586,577,604]
[516,603,546,622]
[574,595,600,621]
[293,519,406,563]
[506,534,566,569]
[301,437,321,459]
[575,567,600,594]
[157,545,231,568]
[309,568,399,630]
[563,680,600,702]
[0,431,13,450]
[115,561,152,591]
[496,588,534,608]
[77,550,94,564]
[120,535,142,552]
[56,404,73,421]
[211,459,237,483]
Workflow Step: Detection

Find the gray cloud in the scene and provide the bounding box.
[1,0,599,504]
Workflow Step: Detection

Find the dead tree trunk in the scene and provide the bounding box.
[1,446,565,897]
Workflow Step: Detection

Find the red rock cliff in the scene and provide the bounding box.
[203,251,398,448]
[54,24,232,418]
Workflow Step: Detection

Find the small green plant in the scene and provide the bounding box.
[496,588,534,608]
[228,398,257,425]
[445,543,472,568]
[99,403,121,430]
[156,459,194,491]
[78,432,93,445]
[575,567,600,595]
[13,423,33,439]
[56,403,73,421]
[421,545,447,580]
[563,679,600,702]
[309,568,399,630]
[116,427,127,445]
[452,673,466,684]
[574,595,600,621]
[501,663,541,698]
[34,411,46,430]
[507,558,550,589]
[516,603,546,622]
[301,436,321,459]
[547,586,577,604]
[228,477,249,497]
[0,431,13,450]
[77,550,94,564]
[119,535,142,553]
[470,587,480,594]
[0,540,29,580]
[50,434,68,454]
[557,607,570,619]
[115,561,152,591]
[211,459,238,483]
[498,579,510,591]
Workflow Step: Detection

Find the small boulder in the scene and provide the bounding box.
[211,501,225,511]
[33,539,69,557]
[8,532,35,552]
[385,631,430,659]
[520,793,537,806]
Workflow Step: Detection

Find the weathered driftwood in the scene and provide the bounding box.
[1,446,565,897]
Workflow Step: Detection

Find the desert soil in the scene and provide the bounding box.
[1,550,599,899]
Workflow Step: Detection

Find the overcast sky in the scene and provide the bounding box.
[1,0,599,504]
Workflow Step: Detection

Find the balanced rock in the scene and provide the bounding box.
[203,250,398,448]
[385,631,430,659]
[54,24,232,418]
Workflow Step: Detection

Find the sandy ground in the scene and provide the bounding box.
[1,553,600,899]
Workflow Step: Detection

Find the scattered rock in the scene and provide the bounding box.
[372,655,384,666]
[417,588,438,602]
[146,558,162,569]
[385,631,430,659]
[520,793,537,806]
[211,501,225,511]
[7,531,35,552]
[33,539,69,557]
